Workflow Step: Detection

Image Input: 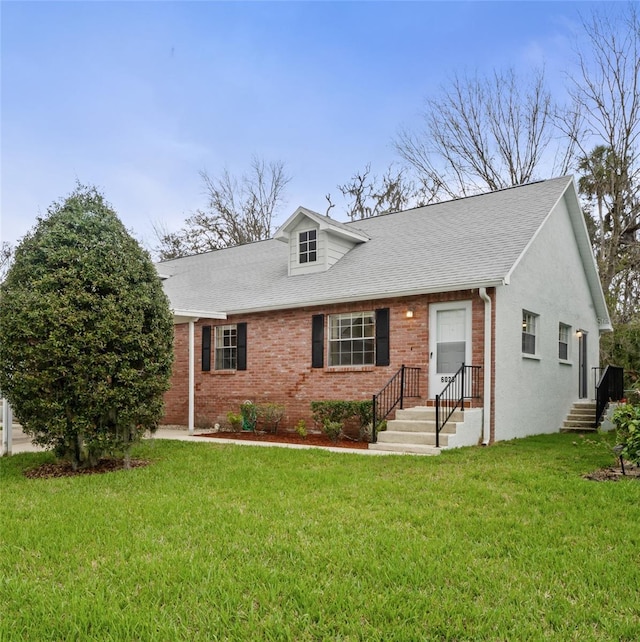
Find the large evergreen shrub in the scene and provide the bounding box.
[0,186,174,468]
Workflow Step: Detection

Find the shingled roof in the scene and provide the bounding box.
[157,176,609,325]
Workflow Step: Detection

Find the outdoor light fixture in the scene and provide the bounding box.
[576,329,584,338]
[406,307,415,319]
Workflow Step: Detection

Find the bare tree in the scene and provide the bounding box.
[327,163,421,221]
[155,157,291,260]
[395,68,567,202]
[565,5,640,323]
[0,242,12,282]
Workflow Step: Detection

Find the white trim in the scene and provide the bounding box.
[173,309,226,325]
[479,288,492,445]
[221,281,506,316]
[274,206,369,244]
[188,321,195,435]
[429,300,473,398]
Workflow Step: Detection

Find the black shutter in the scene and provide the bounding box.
[237,322,247,371]
[202,325,211,371]
[312,314,324,368]
[375,308,390,366]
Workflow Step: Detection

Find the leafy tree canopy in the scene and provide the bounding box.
[0,185,174,469]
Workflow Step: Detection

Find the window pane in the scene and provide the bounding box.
[299,230,318,264]
[215,325,237,370]
[328,313,375,365]
[522,333,536,354]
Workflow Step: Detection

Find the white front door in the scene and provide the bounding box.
[429,301,472,398]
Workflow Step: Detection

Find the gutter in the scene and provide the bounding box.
[219,279,507,317]
[479,288,492,445]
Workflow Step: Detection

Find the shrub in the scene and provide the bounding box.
[612,403,640,466]
[0,185,173,469]
[256,402,285,434]
[295,420,308,439]
[323,421,343,443]
[311,400,373,439]
[226,412,243,431]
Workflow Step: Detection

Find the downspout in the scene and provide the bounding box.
[188,320,195,436]
[479,288,492,445]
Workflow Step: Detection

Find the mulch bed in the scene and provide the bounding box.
[199,430,369,450]
[24,458,151,479]
[583,462,640,481]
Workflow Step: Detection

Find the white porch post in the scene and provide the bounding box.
[2,398,13,456]
[188,320,195,435]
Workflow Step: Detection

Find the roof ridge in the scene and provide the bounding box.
[340,175,572,226]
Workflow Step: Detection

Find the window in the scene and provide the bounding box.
[215,325,237,370]
[299,229,317,264]
[329,311,375,366]
[522,311,538,355]
[559,323,570,360]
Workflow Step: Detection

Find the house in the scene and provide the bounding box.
[157,176,611,451]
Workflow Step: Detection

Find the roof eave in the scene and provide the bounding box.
[172,309,227,324]
[219,279,506,316]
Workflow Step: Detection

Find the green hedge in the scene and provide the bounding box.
[310,400,373,429]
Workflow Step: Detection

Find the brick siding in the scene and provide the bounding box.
[162,289,494,435]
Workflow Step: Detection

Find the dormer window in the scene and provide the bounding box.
[299,230,317,264]
[274,206,369,276]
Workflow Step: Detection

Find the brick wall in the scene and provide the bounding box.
[162,289,494,434]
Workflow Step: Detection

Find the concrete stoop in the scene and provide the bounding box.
[560,401,597,433]
[369,407,466,456]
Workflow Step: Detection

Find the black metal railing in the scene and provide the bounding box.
[435,364,481,448]
[592,367,603,400]
[595,365,625,428]
[372,365,421,443]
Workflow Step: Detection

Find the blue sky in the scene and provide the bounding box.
[1,1,611,251]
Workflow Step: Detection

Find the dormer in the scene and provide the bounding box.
[274,207,370,276]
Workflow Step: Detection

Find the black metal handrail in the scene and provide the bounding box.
[592,367,603,400]
[435,364,481,448]
[595,365,624,428]
[372,365,421,443]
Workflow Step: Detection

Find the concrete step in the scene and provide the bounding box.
[560,400,598,433]
[567,408,596,417]
[376,430,448,447]
[368,442,441,456]
[561,425,598,433]
[395,407,464,422]
[563,419,597,428]
[386,419,457,434]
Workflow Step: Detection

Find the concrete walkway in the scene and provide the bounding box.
[2,426,397,456]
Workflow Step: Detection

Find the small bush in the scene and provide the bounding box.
[256,402,285,434]
[226,412,243,432]
[323,420,343,443]
[295,420,308,439]
[612,403,640,465]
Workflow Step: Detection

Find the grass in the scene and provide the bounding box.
[1,432,639,641]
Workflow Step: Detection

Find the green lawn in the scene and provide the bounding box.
[1,433,639,641]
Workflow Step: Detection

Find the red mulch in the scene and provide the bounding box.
[199,430,369,450]
[24,458,151,479]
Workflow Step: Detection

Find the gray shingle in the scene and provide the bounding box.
[158,176,572,314]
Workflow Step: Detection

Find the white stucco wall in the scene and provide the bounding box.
[493,195,602,441]
[446,408,483,448]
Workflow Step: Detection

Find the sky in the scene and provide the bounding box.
[0,0,617,253]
